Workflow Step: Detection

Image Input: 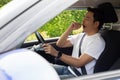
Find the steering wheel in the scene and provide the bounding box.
[35,31,45,44]
[31,32,45,51]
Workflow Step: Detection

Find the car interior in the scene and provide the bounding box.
[0,0,120,79]
[20,0,120,75]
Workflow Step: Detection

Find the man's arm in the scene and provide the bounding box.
[43,22,93,67]
[60,53,94,68]
[43,43,94,67]
[56,22,81,48]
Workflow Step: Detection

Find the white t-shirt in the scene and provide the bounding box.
[68,32,105,75]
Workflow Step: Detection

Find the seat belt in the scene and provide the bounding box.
[70,33,87,76]
[79,33,87,75]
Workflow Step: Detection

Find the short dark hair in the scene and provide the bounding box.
[87,2,118,30]
[87,7,104,30]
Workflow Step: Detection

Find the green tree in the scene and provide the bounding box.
[39,10,87,37]
[0,0,11,7]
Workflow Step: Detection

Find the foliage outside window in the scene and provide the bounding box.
[39,10,86,37]
[0,0,87,42]
[26,10,87,42]
[0,0,11,8]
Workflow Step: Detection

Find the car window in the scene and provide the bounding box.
[25,9,87,42]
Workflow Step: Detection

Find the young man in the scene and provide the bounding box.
[43,7,105,78]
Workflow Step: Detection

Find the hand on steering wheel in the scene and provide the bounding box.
[31,31,45,51]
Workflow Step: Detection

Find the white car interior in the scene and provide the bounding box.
[0,0,120,80]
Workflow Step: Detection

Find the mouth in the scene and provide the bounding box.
[83,25,86,28]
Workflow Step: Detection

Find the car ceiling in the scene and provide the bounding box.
[71,0,120,8]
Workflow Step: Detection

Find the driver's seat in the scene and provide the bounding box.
[94,30,120,73]
[94,2,120,73]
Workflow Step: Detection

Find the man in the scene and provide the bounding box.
[43,7,105,78]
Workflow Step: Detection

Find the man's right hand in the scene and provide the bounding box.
[69,22,82,30]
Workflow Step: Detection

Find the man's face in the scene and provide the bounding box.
[82,11,98,33]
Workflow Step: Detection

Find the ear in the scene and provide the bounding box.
[95,21,100,28]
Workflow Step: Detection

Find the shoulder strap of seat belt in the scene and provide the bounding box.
[79,33,87,75]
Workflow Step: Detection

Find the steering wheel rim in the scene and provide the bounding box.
[35,31,45,44]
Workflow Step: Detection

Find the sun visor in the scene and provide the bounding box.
[97,2,118,23]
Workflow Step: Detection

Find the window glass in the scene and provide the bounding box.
[25,10,87,42]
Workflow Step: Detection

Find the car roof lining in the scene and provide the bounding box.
[70,0,120,8]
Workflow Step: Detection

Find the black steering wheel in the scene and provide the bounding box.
[31,32,45,51]
[35,31,45,44]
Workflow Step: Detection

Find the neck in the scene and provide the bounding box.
[85,30,99,36]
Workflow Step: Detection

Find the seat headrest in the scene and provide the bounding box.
[97,2,118,23]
